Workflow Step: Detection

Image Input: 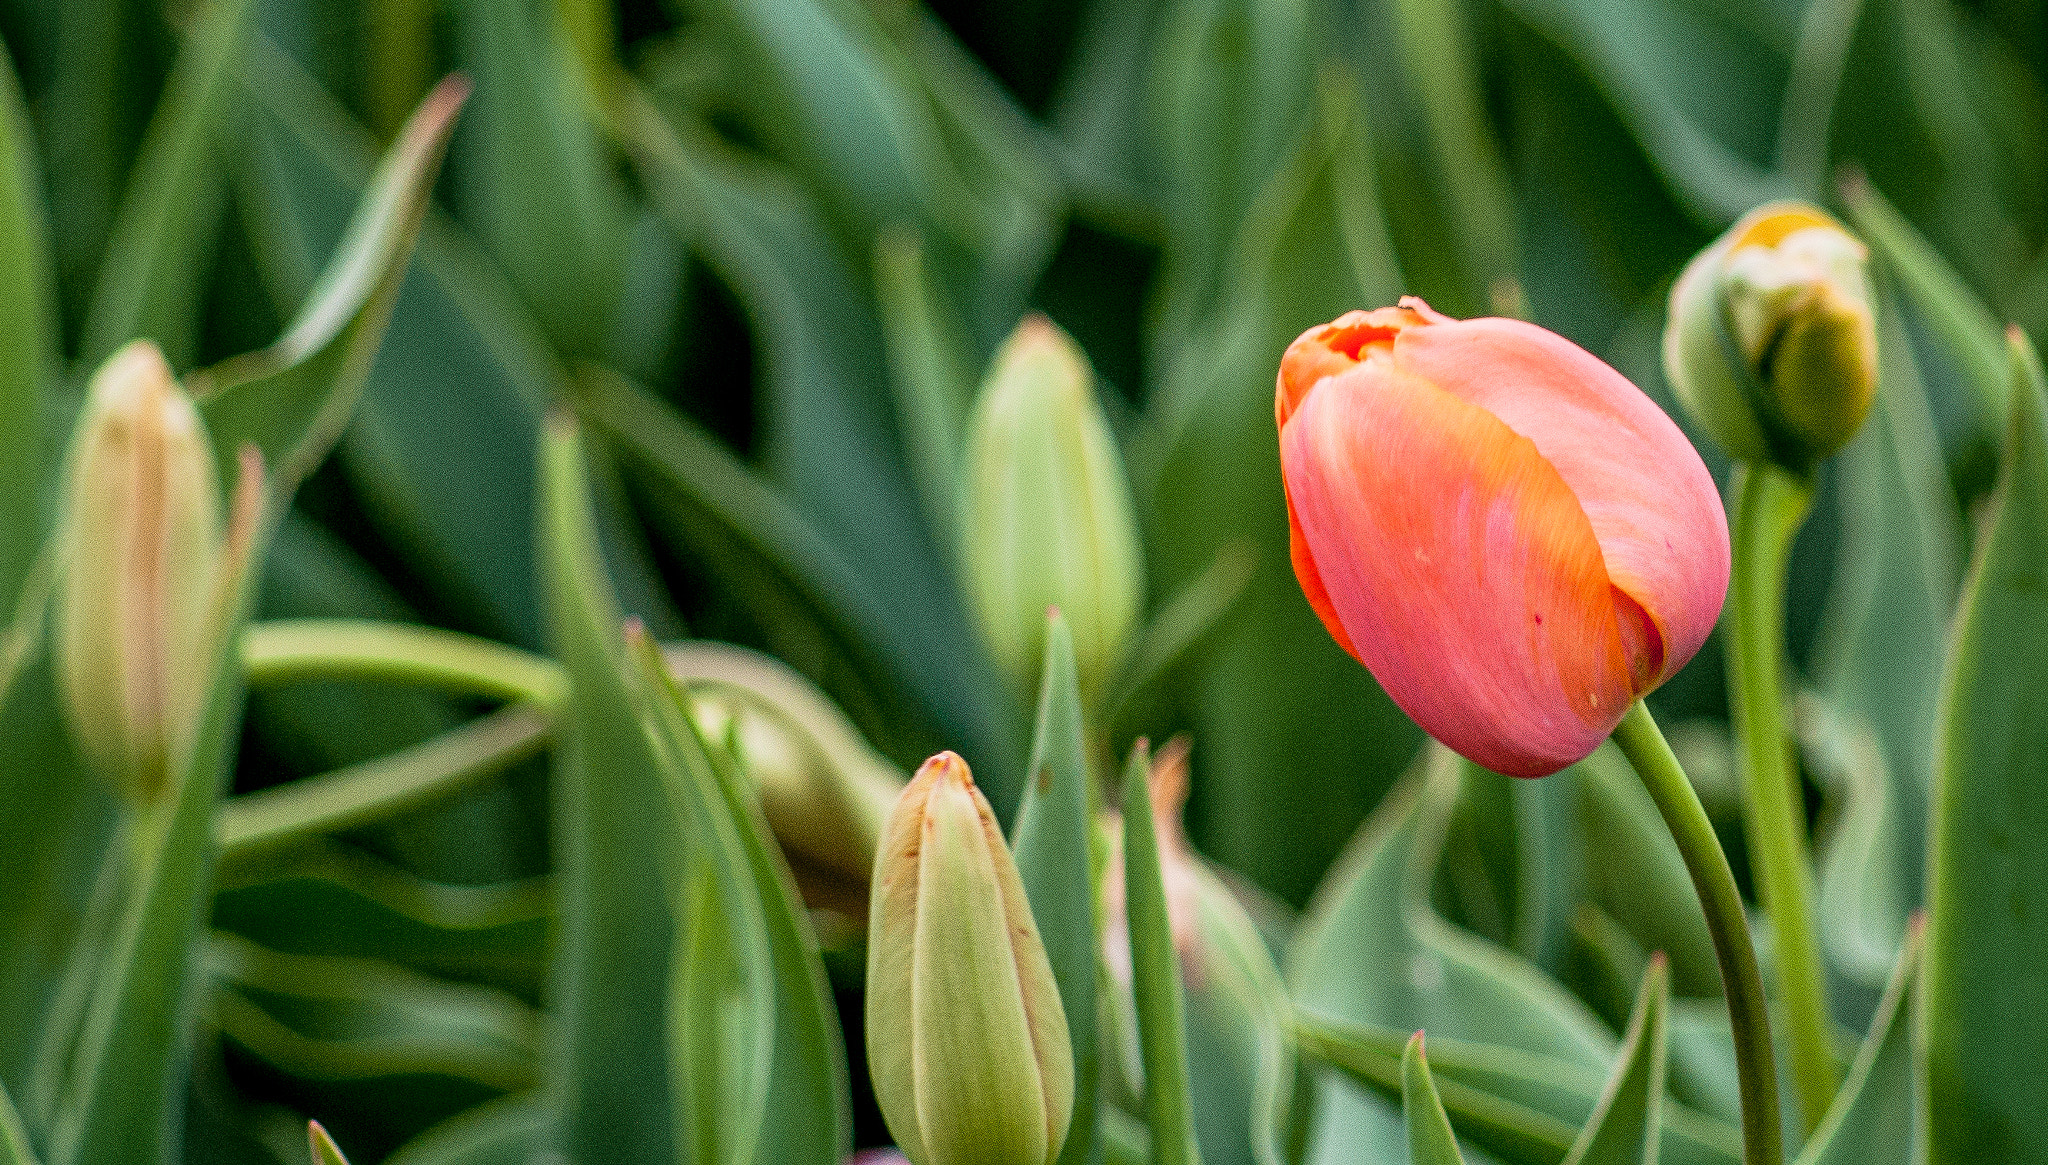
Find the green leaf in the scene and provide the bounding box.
[1922,328,2048,1165]
[0,1078,39,1165]
[207,933,539,1094]
[1493,0,1787,224]
[635,635,853,1165]
[1147,0,1314,338]
[232,37,550,649]
[210,841,547,1000]
[1571,747,1719,1002]
[1294,1016,1741,1165]
[1104,539,1258,734]
[451,0,626,359]
[1183,860,1299,1165]
[1840,175,2007,446]
[535,414,679,1165]
[1289,747,1620,1163]
[873,224,975,554]
[1791,918,1921,1165]
[79,0,252,370]
[1561,956,1669,1165]
[0,36,55,610]
[1010,611,1100,1165]
[382,1094,547,1165]
[45,453,269,1165]
[1402,1034,1467,1165]
[1808,290,1964,986]
[308,1122,348,1165]
[197,72,470,501]
[1123,738,1202,1165]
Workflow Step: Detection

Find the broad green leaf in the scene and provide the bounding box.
[0,37,54,609]
[232,37,549,649]
[1010,612,1101,1165]
[1289,747,1617,1165]
[206,933,540,1093]
[667,852,774,1165]
[382,1094,547,1165]
[1403,1034,1468,1165]
[309,1122,348,1165]
[1104,539,1258,734]
[451,0,626,359]
[1123,739,1200,1165]
[1295,1017,1740,1165]
[1840,175,2006,446]
[1571,747,1719,1001]
[1560,957,1669,1165]
[79,0,251,370]
[0,1077,38,1165]
[638,638,852,1165]
[45,452,268,1165]
[197,72,469,503]
[1921,329,2048,1165]
[1183,861,1299,1165]
[535,414,679,1165]
[1808,291,1963,984]
[1791,919,1921,1165]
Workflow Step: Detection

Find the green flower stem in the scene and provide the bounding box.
[1727,460,1839,1131]
[215,702,554,860]
[242,618,568,710]
[1612,700,1782,1165]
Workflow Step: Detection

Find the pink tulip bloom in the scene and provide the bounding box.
[1277,298,1730,777]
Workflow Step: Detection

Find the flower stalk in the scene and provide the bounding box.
[1611,700,1781,1165]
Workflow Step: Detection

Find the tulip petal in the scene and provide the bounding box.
[1281,362,1637,776]
[1391,311,1730,687]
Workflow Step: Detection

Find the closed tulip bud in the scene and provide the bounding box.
[669,642,904,910]
[55,340,223,802]
[960,315,1143,700]
[1276,299,1730,777]
[1664,202,1877,468]
[867,752,1073,1165]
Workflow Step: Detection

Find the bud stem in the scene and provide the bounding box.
[1727,460,1840,1132]
[1611,700,1782,1165]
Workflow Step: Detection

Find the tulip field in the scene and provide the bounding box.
[3,0,2047,1163]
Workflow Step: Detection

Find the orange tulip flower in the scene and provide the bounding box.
[1277,298,1730,777]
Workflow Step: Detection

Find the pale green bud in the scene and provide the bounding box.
[1664,202,1878,469]
[959,316,1143,700]
[669,641,904,905]
[54,340,222,802]
[867,751,1073,1165]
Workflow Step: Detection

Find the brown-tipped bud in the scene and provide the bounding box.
[54,340,222,802]
[867,752,1073,1165]
[1664,202,1878,469]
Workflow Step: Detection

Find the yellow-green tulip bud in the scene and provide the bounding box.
[669,641,904,910]
[1664,201,1878,468]
[867,751,1073,1165]
[960,316,1143,700]
[54,340,222,802]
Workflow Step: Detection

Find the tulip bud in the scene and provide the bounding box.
[1277,299,1729,777]
[959,316,1143,700]
[669,641,904,912]
[1664,202,1877,468]
[867,752,1073,1165]
[54,340,223,802]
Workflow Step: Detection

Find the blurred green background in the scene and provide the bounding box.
[0,0,2035,1156]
